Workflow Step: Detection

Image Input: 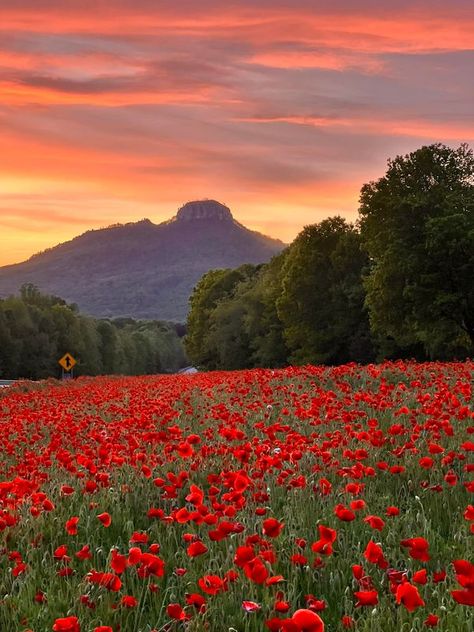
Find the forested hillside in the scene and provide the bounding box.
[0,201,284,322]
[0,285,187,379]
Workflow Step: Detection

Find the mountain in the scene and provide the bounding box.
[0,200,285,321]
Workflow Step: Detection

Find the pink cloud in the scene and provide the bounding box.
[0,0,472,265]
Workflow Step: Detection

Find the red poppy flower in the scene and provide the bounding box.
[432,569,446,583]
[65,517,79,535]
[186,484,204,506]
[419,456,434,469]
[35,590,46,603]
[97,512,111,527]
[244,556,269,584]
[451,559,474,605]
[464,505,474,521]
[396,581,425,611]
[88,570,122,592]
[242,600,261,612]
[130,531,148,544]
[266,617,297,631]
[138,553,165,578]
[75,545,92,561]
[52,616,80,632]
[110,549,128,574]
[412,569,428,585]
[167,603,189,620]
[54,545,69,562]
[363,541,388,569]
[318,478,332,496]
[350,499,366,511]
[400,537,430,562]
[267,575,286,585]
[334,504,356,522]
[42,498,55,511]
[121,595,138,608]
[128,547,142,565]
[311,525,337,556]
[364,515,385,531]
[452,559,474,588]
[424,614,440,627]
[291,553,308,566]
[355,590,378,607]
[198,574,228,595]
[263,518,284,537]
[186,593,207,612]
[444,470,458,486]
[234,545,256,567]
[291,608,324,631]
[451,589,474,606]
[187,540,208,557]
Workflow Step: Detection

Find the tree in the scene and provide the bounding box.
[277,217,374,365]
[0,288,186,378]
[359,143,474,358]
[242,252,289,367]
[185,265,258,369]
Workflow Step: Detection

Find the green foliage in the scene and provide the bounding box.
[359,143,474,358]
[187,148,474,368]
[277,217,375,365]
[0,205,284,322]
[186,218,375,370]
[186,265,259,369]
[0,284,187,379]
[243,252,289,368]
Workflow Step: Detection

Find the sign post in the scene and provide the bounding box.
[58,353,77,379]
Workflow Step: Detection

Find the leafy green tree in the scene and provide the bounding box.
[241,252,289,367]
[207,296,254,370]
[0,308,17,377]
[359,143,474,357]
[277,217,374,365]
[97,320,122,374]
[0,289,187,378]
[186,265,258,369]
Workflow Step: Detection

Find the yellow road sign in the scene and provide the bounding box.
[59,353,77,371]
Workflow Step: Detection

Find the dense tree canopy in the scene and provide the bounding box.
[277,217,375,365]
[186,218,375,370]
[185,265,259,369]
[0,285,187,379]
[359,143,474,358]
[185,144,474,370]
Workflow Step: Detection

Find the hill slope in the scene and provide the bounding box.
[0,200,285,321]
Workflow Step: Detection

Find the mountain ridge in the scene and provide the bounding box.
[0,200,285,322]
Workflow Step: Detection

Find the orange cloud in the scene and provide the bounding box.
[0,1,472,266]
[237,116,474,142]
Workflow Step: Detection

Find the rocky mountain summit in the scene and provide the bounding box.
[0,200,285,321]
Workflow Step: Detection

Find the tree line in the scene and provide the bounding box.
[185,143,474,369]
[0,284,187,379]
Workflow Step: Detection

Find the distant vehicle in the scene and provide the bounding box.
[0,380,15,388]
[177,367,199,375]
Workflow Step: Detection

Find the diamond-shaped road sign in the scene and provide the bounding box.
[58,353,77,371]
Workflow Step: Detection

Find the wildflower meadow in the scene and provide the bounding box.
[0,361,473,631]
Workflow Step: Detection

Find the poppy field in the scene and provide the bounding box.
[0,362,473,632]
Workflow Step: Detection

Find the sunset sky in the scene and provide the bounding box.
[1,0,473,265]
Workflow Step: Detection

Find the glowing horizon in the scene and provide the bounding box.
[1,0,473,266]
